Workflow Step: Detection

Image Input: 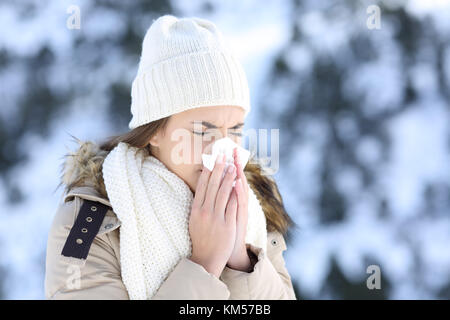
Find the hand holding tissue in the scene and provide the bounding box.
[201,137,250,187]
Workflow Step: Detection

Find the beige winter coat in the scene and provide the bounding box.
[44,141,297,300]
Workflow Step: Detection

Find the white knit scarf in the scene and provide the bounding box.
[102,142,267,300]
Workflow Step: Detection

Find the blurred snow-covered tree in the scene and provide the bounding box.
[260,0,450,299]
[0,0,174,204]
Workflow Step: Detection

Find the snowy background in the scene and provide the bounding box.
[0,0,449,299]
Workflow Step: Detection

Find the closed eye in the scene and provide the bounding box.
[192,131,208,136]
[192,131,242,137]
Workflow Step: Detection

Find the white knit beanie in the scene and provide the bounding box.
[128,14,251,129]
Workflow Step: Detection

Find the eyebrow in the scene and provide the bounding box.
[190,121,244,129]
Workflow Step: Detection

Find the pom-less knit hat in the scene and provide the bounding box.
[128,14,251,130]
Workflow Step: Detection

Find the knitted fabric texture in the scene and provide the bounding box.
[129,14,251,129]
[102,142,267,299]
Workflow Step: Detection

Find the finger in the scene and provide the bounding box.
[192,164,211,210]
[214,163,236,217]
[235,178,248,219]
[203,153,227,212]
[225,188,238,226]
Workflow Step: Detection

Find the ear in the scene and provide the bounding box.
[148,134,160,147]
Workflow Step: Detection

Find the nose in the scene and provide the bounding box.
[211,129,227,141]
[220,128,228,139]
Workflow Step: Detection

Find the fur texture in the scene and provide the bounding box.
[58,139,294,236]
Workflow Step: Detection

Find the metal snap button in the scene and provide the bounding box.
[104,223,113,229]
[271,239,278,246]
[86,217,93,222]
[90,206,97,212]
[81,228,88,233]
[76,238,83,244]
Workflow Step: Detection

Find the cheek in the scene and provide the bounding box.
[167,135,197,165]
[189,137,212,165]
[201,139,215,156]
[189,166,203,191]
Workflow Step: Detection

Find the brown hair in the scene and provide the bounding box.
[99,117,170,155]
[98,117,296,236]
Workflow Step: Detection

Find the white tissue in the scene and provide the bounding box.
[201,137,250,187]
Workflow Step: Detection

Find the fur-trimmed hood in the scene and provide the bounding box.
[58,139,294,235]
[59,139,110,201]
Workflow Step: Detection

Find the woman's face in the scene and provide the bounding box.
[149,105,245,193]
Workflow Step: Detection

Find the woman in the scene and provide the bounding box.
[45,14,297,300]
